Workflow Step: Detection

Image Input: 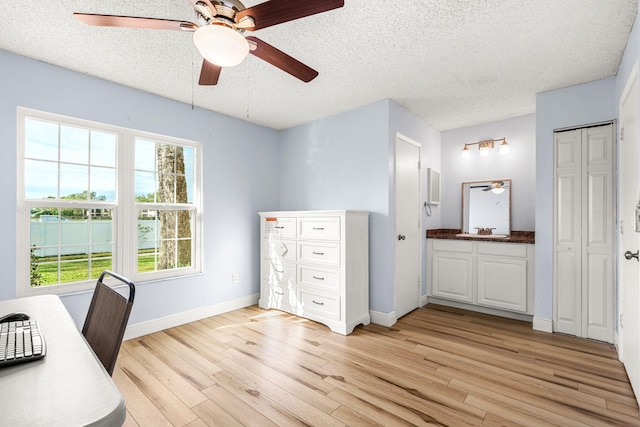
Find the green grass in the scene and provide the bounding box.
[33,252,158,286]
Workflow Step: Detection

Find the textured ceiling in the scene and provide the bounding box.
[0,1,637,130]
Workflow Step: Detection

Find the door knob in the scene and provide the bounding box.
[398,234,406,241]
[624,250,639,261]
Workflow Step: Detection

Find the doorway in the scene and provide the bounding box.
[394,134,421,319]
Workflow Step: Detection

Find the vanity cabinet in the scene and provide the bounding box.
[431,240,473,303]
[427,239,534,315]
[258,210,369,335]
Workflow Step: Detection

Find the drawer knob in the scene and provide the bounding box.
[312,227,325,231]
[312,300,324,306]
[275,290,284,296]
[312,251,325,256]
[313,276,325,281]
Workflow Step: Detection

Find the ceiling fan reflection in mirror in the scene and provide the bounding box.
[482,181,510,194]
[74,0,344,85]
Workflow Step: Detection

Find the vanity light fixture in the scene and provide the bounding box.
[461,138,509,159]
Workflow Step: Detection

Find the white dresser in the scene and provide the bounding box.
[258,210,369,335]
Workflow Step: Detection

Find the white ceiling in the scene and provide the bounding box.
[1,1,637,130]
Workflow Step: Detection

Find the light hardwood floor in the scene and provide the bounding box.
[114,304,640,426]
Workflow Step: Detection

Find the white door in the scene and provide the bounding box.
[619,65,640,403]
[554,124,615,342]
[394,135,421,319]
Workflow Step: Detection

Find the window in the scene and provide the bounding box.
[17,108,202,296]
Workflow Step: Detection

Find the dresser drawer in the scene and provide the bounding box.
[263,239,297,262]
[262,282,296,312]
[262,260,296,286]
[298,265,339,292]
[263,217,296,239]
[298,217,340,241]
[299,289,340,320]
[298,241,340,267]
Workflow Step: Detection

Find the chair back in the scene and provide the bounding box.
[82,270,135,376]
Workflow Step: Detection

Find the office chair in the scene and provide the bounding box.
[82,270,135,376]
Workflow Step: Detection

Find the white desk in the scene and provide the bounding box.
[0,295,126,426]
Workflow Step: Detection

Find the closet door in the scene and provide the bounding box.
[554,124,614,342]
[554,129,583,336]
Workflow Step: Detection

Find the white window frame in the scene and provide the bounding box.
[16,108,203,297]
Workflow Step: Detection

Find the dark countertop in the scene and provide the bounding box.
[426,228,535,244]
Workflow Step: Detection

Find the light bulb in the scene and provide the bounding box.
[193,25,249,67]
[499,139,510,156]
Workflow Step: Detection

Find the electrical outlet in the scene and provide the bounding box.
[232,273,239,284]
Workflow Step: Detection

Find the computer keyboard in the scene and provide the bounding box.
[0,320,46,367]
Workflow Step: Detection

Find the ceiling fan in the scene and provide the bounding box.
[482,181,510,193]
[74,0,344,85]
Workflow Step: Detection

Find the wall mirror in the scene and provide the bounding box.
[461,179,511,235]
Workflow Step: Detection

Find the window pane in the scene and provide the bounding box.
[183,146,194,177]
[135,139,156,171]
[137,209,193,273]
[157,173,175,203]
[25,118,58,161]
[135,171,156,202]
[91,131,116,167]
[30,246,58,287]
[25,160,58,199]
[28,206,115,287]
[186,175,194,203]
[60,164,88,199]
[157,144,176,174]
[60,125,89,164]
[30,208,60,246]
[90,166,116,202]
[60,250,90,283]
[61,219,88,245]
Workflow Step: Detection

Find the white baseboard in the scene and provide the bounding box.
[420,293,429,307]
[533,316,553,333]
[124,293,259,340]
[370,310,397,327]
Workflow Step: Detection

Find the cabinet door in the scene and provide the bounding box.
[432,252,473,302]
[477,256,527,312]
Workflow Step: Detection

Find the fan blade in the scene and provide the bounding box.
[246,36,318,82]
[236,0,344,30]
[199,60,222,85]
[74,13,198,31]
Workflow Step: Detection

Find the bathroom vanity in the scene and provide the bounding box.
[426,179,535,320]
[426,230,535,318]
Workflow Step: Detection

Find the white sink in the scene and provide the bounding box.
[455,233,509,239]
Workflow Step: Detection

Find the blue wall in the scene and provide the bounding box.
[2,49,443,326]
[1,50,281,326]
[279,99,442,313]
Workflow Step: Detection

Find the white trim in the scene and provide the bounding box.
[369,309,397,327]
[123,293,260,340]
[420,293,429,306]
[533,316,553,333]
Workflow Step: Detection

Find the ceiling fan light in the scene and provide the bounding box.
[193,25,249,67]
[491,187,506,194]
